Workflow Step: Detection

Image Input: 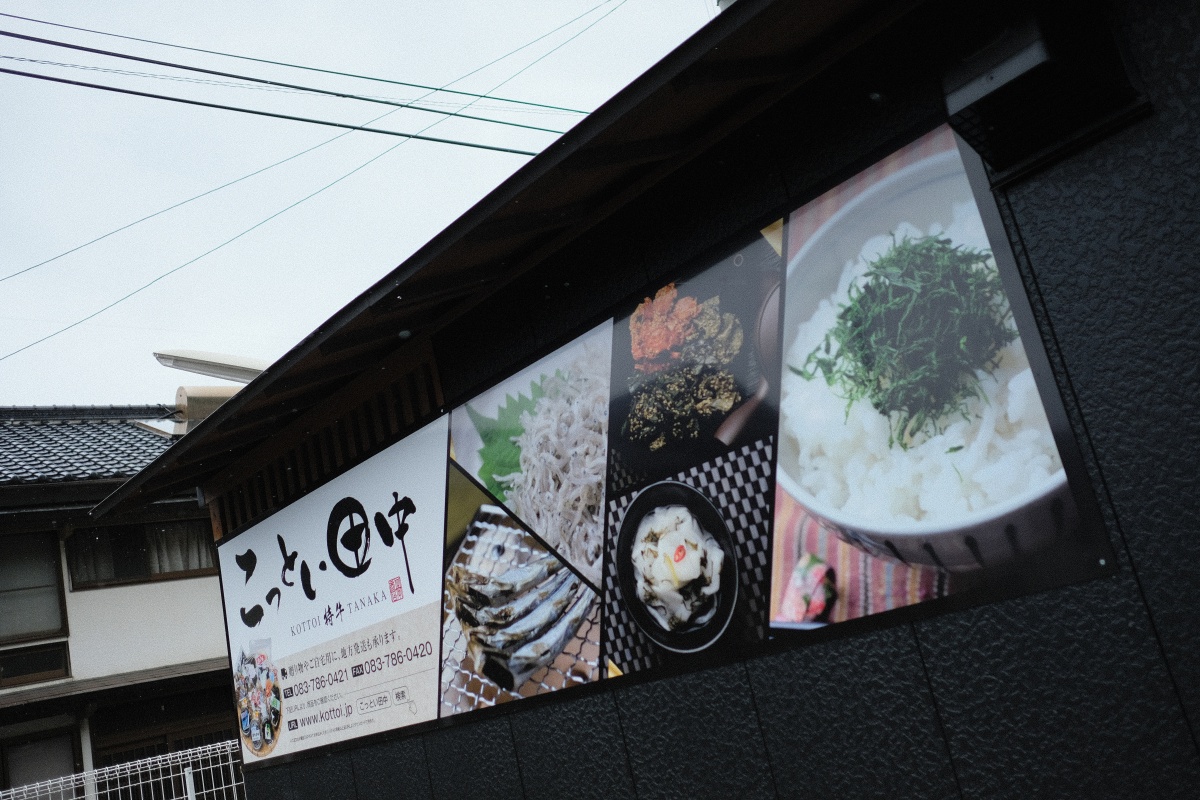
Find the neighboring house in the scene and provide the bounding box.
[0,406,233,791]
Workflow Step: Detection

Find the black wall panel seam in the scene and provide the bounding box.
[506,715,529,800]
[348,749,362,800]
[908,623,966,800]
[996,186,1200,759]
[421,731,438,800]
[609,686,644,800]
[738,660,783,798]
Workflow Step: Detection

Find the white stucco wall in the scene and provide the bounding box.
[63,572,228,679]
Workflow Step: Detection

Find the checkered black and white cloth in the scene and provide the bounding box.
[602,437,774,674]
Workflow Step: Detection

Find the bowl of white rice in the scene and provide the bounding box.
[777,149,1073,571]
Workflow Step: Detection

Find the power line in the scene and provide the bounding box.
[0,0,614,285]
[0,2,632,360]
[424,0,623,106]
[0,54,319,95]
[0,66,540,155]
[0,54,578,115]
[0,137,422,364]
[0,121,363,284]
[0,29,566,134]
[0,9,594,115]
[439,0,633,122]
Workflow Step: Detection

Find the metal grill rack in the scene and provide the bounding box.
[0,740,244,800]
[440,510,600,716]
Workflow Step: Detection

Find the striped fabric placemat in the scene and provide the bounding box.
[770,486,949,625]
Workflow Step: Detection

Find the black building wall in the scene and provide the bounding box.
[245,1,1200,797]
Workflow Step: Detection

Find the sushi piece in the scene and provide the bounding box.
[779,552,836,623]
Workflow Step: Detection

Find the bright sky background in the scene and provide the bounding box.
[0,0,715,406]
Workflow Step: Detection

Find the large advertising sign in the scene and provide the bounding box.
[216,125,1113,764]
[219,418,447,762]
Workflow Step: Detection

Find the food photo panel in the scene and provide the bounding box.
[448,321,612,588]
[602,227,784,676]
[770,125,1108,630]
[438,461,601,717]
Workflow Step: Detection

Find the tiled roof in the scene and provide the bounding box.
[0,417,175,486]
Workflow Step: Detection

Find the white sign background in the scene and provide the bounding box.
[218,415,448,759]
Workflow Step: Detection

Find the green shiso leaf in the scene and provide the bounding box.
[795,234,1016,449]
[464,379,545,502]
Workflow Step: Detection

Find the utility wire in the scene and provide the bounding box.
[0,101,400,286]
[0,0,611,285]
[424,1,618,105]
[1,54,319,95]
[0,139,423,364]
[0,9,593,114]
[0,66,540,154]
[0,29,565,134]
[434,0,632,126]
[0,54,576,114]
[0,1,630,361]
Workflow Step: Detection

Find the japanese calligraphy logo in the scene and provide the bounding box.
[234,491,417,629]
[327,497,372,578]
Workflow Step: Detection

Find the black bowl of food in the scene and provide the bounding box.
[615,481,739,653]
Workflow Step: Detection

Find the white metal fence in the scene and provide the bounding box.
[0,740,244,800]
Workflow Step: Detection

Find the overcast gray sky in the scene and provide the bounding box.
[0,0,714,406]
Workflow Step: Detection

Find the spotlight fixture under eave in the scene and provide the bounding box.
[154,349,269,384]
